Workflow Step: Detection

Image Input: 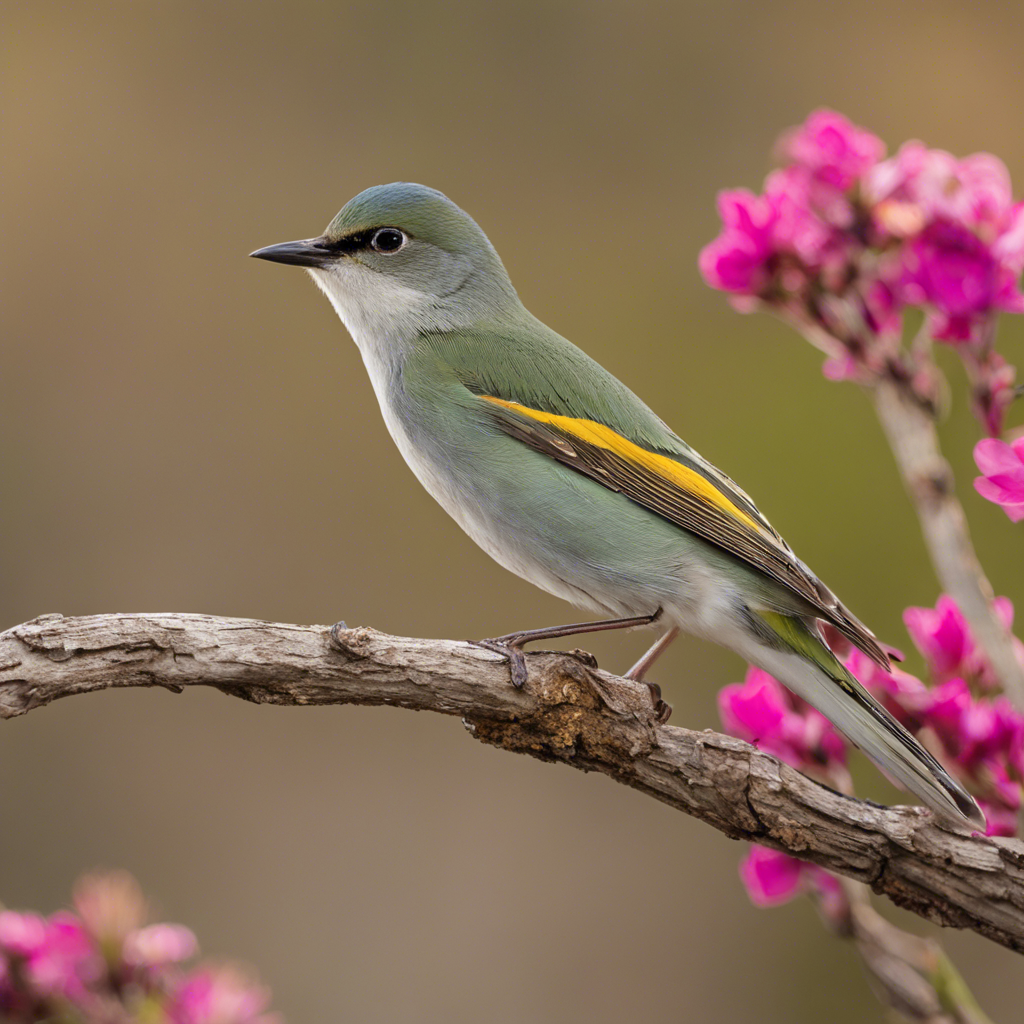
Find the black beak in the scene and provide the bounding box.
[249,237,334,268]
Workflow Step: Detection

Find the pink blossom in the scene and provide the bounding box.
[944,154,1016,236]
[903,596,975,680]
[845,649,930,730]
[739,847,803,906]
[698,189,777,294]
[21,913,99,1001]
[718,666,846,771]
[925,678,973,753]
[897,221,1024,341]
[763,167,839,257]
[994,202,1024,271]
[0,913,48,958]
[974,436,1024,521]
[977,799,1019,837]
[916,680,1024,835]
[0,910,100,1007]
[739,847,844,912]
[900,593,1023,687]
[123,923,198,968]
[169,966,281,1024]
[0,873,284,1023]
[698,177,844,299]
[780,109,884,192]
[864,142,1024,341]
[867,143,1016,237]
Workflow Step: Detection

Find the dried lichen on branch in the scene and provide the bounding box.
[2,612,1023,956]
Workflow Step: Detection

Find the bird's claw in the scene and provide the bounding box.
[467,638,529,688]
[646,680,673,724]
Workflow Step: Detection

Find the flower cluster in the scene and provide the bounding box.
[717,665,847,777]
[738,847,845,914]
[974,435,1024,521]
[857,595,1024,836]
[718,666,851,915]
[720,594,1024,908]
[0,872,281,1024]
[700,109,1023,434]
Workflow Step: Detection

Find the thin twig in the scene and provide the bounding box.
[873,378,1024,709]
[782,304,1024,709]
[2,612,1023,953]
[818,880,994,1023]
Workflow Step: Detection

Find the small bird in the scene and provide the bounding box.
[252,182,982,829]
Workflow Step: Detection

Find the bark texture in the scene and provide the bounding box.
[2,612,1023,953]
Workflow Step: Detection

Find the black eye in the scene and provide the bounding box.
[371,228,406,254]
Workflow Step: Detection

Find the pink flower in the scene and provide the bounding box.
[22,912,99,1001]
[718,666,787,749]
[867,143,1016,237]
[123,923,198,968]
[846,649,930,730]
[718,666,846,771]
[739,847,803,906]
[780,109,884,192]
[916,680,1024,835]
[764,167,839,257]
[738,847,844,913]
[0,913,48,958]
[897,221,1024,341]
[944,154,1016,236]
[977,799,1019,837]
[926,678,973,753]
[699,178,845,299]
[994,202,1024,271]
[900,594,1023,688]
[865,142,1024,342]
[168,966,281,1024]
[974,436,1024,521]
[698,189,777,294]
[903,596,974,680]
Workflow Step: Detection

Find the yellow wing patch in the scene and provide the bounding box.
[480,393,890,670]
[481,396,763,533]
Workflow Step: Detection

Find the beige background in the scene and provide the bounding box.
[3,3,1023,1021]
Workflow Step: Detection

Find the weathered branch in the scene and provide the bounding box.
[2,612,1023,954]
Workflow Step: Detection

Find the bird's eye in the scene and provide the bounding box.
[371,228,406,254]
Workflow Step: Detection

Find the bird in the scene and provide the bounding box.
[251,181,983,830]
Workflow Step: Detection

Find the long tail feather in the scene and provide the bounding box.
[752,612,985,830]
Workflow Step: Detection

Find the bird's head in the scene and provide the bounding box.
[251,183,519,337]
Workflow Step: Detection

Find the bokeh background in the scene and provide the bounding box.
[3,2,1024,1021]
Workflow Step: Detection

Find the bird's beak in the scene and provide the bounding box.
[249,237,334,268]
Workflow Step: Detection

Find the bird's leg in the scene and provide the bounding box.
[469,610,661,688]
[625,627,680,681]
[624,627,679,724]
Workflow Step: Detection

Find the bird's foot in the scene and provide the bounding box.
[645,680,673,725]
[466,613,662,689]
[467,635,531,688]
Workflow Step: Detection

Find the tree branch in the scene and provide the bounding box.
[873,378,1024,709]
[2,612,1023,953]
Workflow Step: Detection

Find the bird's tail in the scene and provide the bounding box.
[751,611,985,830]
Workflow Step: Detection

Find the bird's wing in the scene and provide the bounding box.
[480,394,890,670]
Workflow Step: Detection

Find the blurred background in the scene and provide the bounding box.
[3,2,1024,1021]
